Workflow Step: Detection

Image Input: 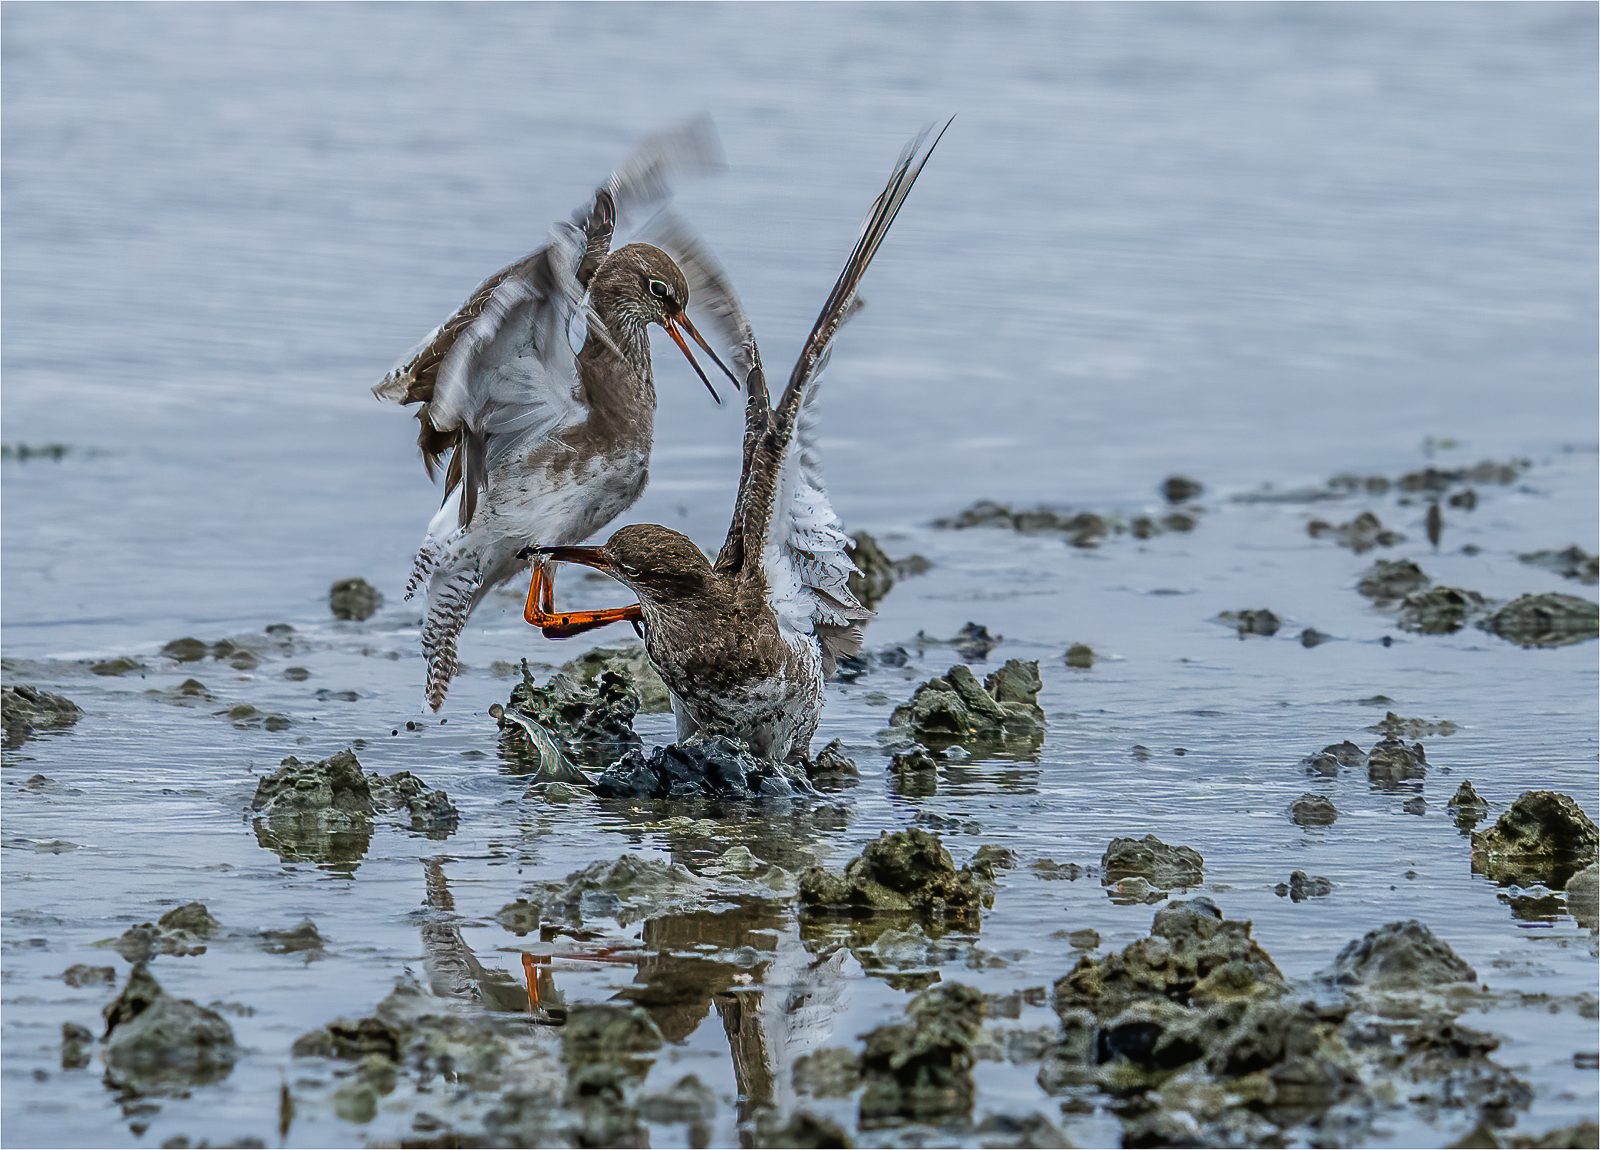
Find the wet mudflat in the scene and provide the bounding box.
[3,4,1597,1148]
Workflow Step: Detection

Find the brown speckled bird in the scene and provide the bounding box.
[538,124,948,763]
[373,120,747,710]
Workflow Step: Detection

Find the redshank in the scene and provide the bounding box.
[373,121,746,710]
[536,124,948,763]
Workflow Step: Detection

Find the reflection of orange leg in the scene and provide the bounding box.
[522,562,641,640]
[522,951,549,1019]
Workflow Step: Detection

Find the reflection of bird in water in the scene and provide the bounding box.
[374,119,746,710]
[536,123,949,763]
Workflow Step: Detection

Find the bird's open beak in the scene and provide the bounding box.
[534,545,613,574]
[662,312,740,403]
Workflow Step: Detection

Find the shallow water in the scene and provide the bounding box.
[2,3,1597,1147]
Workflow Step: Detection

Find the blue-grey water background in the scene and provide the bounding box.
[2,3,1597,1147]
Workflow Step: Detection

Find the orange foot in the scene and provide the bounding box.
[521,561,641,639]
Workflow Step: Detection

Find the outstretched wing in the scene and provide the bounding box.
[373,118,725,528]
[738,122,950,673]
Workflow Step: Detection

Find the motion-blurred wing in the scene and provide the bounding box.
[373,118,724,528]
[755,122,950,673]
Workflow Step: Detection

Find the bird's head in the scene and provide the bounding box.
[591,243,737,403]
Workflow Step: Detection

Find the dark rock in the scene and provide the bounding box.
[1161,475,1204,504]
[158,903,219,938]
[1564,864,1599,930]
[500,661,640,770]
[249,750,374,871]
[62,1021,93,1070]
[594,734,814,800]
[1301,740,1366,776]
[62,964,116,988]
[1397,585,1488,634]
[558,643,670,714]
[1357,559,1430,602]
[799,829,989,927]
[1290,794,1338,827]
[1483,593,1599,648]
[1300,627,1331,648]
[847,531,897,610]
[368,770,459,836]
[889,745,942,797]
[1471,791,1598,889]
[888,660,1045,752]
[1275,870,1334,901]
[1064,643,1095,669]
[1101,835,1203,889]
[1403,796,1428,816]
[1366,736,1427,789]
[103,965,237,1093]
[859,983,985,1127]
[258,921,324,954]
[90,656,145,677]
[1519,546,1599,586]
[1371,711,1458,738]
[1218,608,1281,637]
[2,685,81,748]
[328,578,381,621]
[1307,510,1403,553]
[1322,921,1476,992]
[1448,781,1491,829]
[1054,899,1287,1020]
[804,739,859,790]
[112,905,218,964]
[971,844,1018,881]
[1032,860,1083,881]
[1396,458,1527,493]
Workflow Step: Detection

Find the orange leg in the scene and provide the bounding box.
[522,562,642,639]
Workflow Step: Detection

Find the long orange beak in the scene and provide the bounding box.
[536,545,613,574]
[662,312,740,403]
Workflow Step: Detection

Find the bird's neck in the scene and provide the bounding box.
[578,295,656,417]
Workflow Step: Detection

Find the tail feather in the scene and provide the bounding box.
[420,562,483,711]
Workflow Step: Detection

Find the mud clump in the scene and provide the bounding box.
[529,855,709,928]
[1564,864,1599,930]
[803,739,859,791]
[250,749,456,869]
[1471,791,1598,889]
[888,660,1045,753]
[1300,740,1366,776]
[1161,475,1204,504]
[594,734,814,800]
[846,531,897,610]
[1483,593,1599,648]
[258,920,325,954]
[1289,794,1338,827]
[1370,711,1458,738]
[1366,736,1427,789]
[2,685,81,748]
[500,661,641,770]
[889,745,942,797]
[111,902,220,963]
[859,982,985,1127]
[1320,920,1476,992]
[328,577,381,621]
[1101,835,1204,890]
[1448,781,1491,830]
[102,964,237,1094]
[1063,643,1095,669]
[799,829,989,928]
[1397,585,1488,634]
[1519,546,1599,585]
[558,642,671,713]
[1357,558,1430,602]
[1307,510,1403,553]
[1217,608,1281,637]
[368,770,460,836]
[1275,871,1333,901]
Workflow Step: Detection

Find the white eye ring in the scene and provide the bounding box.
[647,279,670,301]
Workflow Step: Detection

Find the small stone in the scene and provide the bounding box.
[1290,794,1338,827]
[328,578,382,621]
[1357,558,1430,602]
[1564,864,1599,930]
[1322,920,1475,992]
[495,900,541,936]
[62,964,116,988]
[90,656,144,677]
[1063,643,1095,669]
[1484,593,1599,648]
[1300,627,1331,648]
[1065,928,1100,950]
[1448,781,1491,829]
[846,531,896,611]
[161,638,210,662]
[1471,791,1598,889]
[1366,736,1427,789]
[61,1022,93,1070]
[1219,608,1281,637]
[1161,475,1204,504]
[1100,835,1203,888]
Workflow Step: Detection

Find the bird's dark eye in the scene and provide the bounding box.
[647,279,670,301]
